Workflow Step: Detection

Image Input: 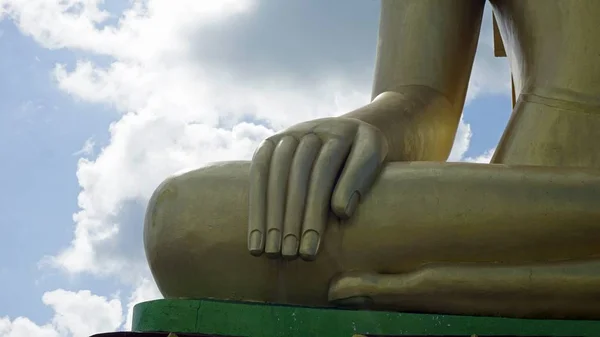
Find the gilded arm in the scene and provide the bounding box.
[344,0,486,161]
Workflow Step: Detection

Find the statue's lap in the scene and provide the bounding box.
[144,161,600,318]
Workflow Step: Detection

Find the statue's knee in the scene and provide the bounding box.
[144,162,250,262]
[144,166,233,253]
[143,173,190,273]
[144,175,178,245]
[143,162,257,298]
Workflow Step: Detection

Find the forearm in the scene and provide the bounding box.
[344,0,485,161]
[373,0,485,109]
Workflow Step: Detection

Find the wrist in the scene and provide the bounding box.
[342,87,458,161]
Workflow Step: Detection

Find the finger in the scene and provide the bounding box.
[248,139,276,256]
[299,139,352,261]
[281,133,322,259]
[265,136,299,257]
[331,126,388,219]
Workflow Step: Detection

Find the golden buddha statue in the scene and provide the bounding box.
[143,0,600,319]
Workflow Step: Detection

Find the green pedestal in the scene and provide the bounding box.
[132,299,600,336]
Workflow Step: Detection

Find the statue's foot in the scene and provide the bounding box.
[329,261,600,319]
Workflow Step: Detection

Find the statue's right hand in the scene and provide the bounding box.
[247,117,388,261]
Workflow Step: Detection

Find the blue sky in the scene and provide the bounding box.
[0,1,510,336]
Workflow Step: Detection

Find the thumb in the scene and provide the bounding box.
[331,125,388,219]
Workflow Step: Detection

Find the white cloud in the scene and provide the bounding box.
[43,290,122,337]
[0,0,508,335]
[465,147,497,164]
[0,317,60,337]
[0,290,122,337]
[0,280,162,337]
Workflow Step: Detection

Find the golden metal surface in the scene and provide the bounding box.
[144,0,600,319]
[146,161,600,318]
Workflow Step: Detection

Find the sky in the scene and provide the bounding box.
[0,1,511,336]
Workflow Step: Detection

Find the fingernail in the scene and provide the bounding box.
[248,230,263,256]
[265,229,281,257]
[299,230,320,261]
[345,191,360,218]
[282,235,299,259]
